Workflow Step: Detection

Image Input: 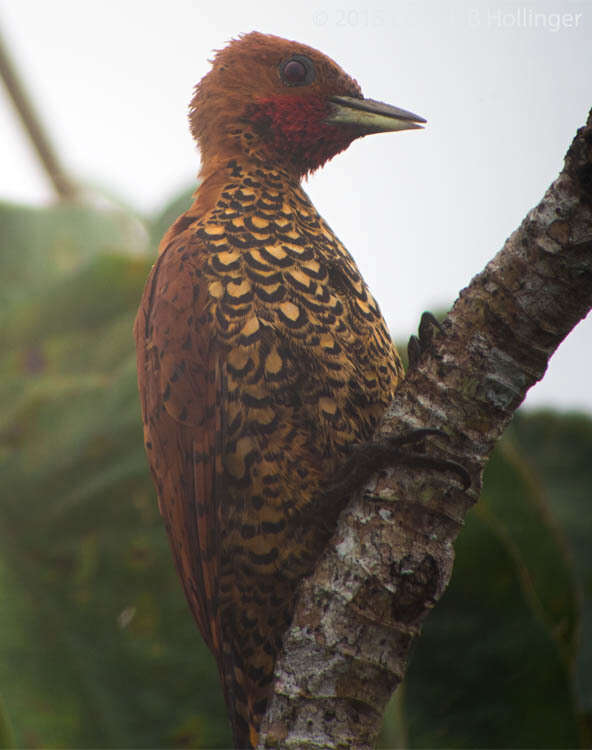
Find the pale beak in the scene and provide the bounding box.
[327,95,426,134]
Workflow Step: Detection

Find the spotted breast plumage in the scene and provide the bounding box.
[134,31,425,748]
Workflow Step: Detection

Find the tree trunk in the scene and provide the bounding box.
[258,108,592,749]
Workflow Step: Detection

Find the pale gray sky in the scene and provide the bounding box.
[1,0,590,412]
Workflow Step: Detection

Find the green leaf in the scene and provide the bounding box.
[395,434,581,748]
[0,201,146,311]
[511,410,592,740]
[0,693,15,749]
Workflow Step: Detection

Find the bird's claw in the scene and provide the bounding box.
[373,430,470,490]
[407,311,444,370]
[324,427,470,506]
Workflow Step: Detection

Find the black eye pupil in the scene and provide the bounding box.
[283,59,307,83]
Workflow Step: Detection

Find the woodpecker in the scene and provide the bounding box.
[135,32,427,748]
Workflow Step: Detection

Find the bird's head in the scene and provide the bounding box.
[190,32,425,179]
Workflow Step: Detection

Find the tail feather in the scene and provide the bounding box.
[216,570,299,747]
[219,643,271,748]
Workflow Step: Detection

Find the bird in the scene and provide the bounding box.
[135,31,428,748]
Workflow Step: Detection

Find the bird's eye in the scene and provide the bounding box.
[280,55,315,86]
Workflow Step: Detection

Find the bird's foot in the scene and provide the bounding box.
[324,428,470,508]
[407,311,444,371]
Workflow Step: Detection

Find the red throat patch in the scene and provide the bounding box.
[245,94,358,175]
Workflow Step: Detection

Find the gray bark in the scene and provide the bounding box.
[258,108,592,749]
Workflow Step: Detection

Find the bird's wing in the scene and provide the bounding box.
[134,238,224,657]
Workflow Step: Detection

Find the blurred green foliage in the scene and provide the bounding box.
[0,194,590,748]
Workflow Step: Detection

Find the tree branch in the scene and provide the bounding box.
[0,26,79,201]
[258,108,592,749]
